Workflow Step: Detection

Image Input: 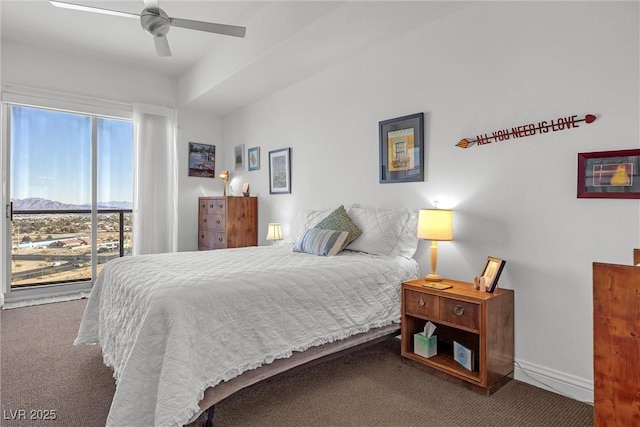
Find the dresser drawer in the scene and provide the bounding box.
[439,298,479,330]
[198,230,226,249]
[205,198,226,214]
[199,199,208,215]
[404,289,439,319]
[209,232,226,249]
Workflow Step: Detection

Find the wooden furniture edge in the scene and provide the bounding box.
[593,249,640,426]
[190,323,401,424]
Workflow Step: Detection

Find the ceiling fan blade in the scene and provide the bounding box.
[154,35,172,57]
[169,17,246,38]
[143,0,159,9]
[49,1,139,19]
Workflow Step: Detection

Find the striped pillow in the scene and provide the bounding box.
[314,205,362,251]
[293,228,349,256]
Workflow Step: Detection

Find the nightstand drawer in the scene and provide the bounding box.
[439,298,479,330]
[404,289,439,319]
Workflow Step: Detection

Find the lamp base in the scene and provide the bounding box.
[424,273,443,282]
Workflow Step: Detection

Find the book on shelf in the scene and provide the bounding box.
[453,340,474,371]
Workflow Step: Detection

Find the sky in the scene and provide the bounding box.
[10,105,133,205]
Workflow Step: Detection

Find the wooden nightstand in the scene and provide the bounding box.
[401,278,514,395]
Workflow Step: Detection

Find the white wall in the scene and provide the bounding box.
[2,41,176,107]
[176,109,224,252]
[222,1,640,402]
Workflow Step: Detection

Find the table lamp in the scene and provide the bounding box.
[417,208,453,282]
[219,170,230,196]
[266,223,283,246]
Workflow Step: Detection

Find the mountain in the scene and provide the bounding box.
[11,198,132,211]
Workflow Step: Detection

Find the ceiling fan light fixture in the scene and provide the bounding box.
[140,8,170,37]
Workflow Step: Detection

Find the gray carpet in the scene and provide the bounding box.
[0,299,593,427]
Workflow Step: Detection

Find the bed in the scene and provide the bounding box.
[75,206,420,427]
[592,248,640,426]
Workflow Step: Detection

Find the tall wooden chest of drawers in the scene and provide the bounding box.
[198,196,258,250]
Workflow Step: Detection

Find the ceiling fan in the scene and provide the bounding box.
[49,0,246,57]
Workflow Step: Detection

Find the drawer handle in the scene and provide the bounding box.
[209,203,214,208]
[218,204,224,208]
[417,297,426,307]
[218,237,223,242]
[200,234,204,239]
[453,305,465,316]
[216,219,221,224]
[203,218,207,223]
[200,203,205,208]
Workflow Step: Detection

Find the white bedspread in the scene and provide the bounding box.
[75,245,418,427]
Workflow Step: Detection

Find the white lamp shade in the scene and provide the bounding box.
[266,223,283,241]
[417,209,453,241]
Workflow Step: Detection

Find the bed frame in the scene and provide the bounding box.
[592,248,640,426]
[192,323,401,426]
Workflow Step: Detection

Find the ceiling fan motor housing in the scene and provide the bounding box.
[140,8,170,37]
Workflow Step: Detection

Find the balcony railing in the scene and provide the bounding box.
[10,209,132,288]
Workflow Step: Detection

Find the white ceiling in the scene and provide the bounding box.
[1,0,470,114]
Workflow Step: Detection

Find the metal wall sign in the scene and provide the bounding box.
[456,114,597,149]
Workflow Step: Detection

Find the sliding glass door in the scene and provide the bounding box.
[6,104,133,291]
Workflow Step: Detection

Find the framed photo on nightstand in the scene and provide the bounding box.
[480,256,506,293]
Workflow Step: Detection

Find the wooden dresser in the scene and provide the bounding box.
[593,249,640,426]
[198,196,258,250]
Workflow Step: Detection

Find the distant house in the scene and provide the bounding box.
[49,241,65,248]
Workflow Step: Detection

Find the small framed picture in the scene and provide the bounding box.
[480,256,506,293]
[577,149,640,198]
[248,147,260,171]
[269,147,291,194]
[188,142,215,178]
[234,144,245,170]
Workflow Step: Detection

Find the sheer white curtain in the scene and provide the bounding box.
[132,103,178,255]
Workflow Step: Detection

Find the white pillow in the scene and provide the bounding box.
[286,209,334,243]
[344,207,419,258]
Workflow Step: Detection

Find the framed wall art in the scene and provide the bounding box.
[248,146,260,171]
[379,112,424,183]
[269,148,291,194]
[234,144,245,170]
[188,142,215,178]
[577,149,640,199]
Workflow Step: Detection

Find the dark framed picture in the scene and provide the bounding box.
[578,149,640,199]
[481,256,506,293]
[188,142,215,178]
[269,148,291,194]
[379,112,424,183]
[234,144,245,170]
[248,147,260,171]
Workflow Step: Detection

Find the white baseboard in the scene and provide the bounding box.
[514,358,593,405]
[2,291,90,310]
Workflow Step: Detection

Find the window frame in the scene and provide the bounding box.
[1,88,133,304]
